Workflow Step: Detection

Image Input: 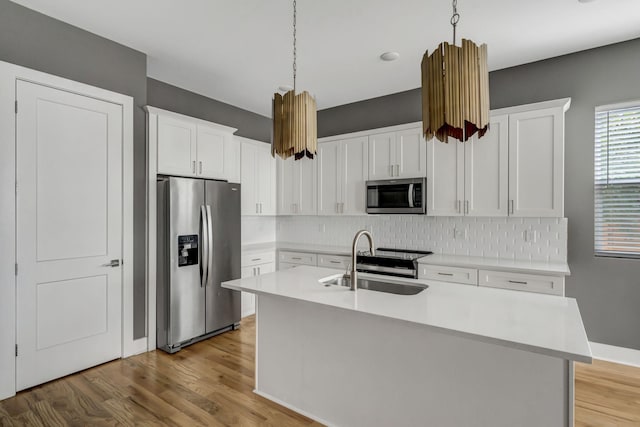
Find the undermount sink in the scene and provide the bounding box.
[321,276,428,295]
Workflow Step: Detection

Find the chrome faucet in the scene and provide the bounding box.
[350,230,375,291]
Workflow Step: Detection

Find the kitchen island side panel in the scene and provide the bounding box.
[256,294,570,427]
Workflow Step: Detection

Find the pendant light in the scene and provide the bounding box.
[272,0,317,160]
[421,0,490,143]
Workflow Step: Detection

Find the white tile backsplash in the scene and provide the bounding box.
[242,216,276,245]
[276,215,567,262]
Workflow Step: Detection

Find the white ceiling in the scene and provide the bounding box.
[11,0,640,117]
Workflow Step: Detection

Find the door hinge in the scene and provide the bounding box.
[15,100,18,114]
[15,263,18,276]
[15,344,18,357]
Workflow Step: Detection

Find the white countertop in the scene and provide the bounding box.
[223,265,591,363]
[418,254,571,276]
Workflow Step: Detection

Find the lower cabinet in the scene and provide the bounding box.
[240,250,276,317]
[277,250,350,271]
[478,269,564,296]
[419,263,565,296]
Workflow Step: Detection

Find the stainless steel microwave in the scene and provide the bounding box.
[366,177,426,214]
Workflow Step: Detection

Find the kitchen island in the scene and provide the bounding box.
[222,266,591,427]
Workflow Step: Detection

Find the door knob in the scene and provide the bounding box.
[102,259,120,267]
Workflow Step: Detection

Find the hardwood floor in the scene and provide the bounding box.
[575,359,640,427]
[1,316,639,426]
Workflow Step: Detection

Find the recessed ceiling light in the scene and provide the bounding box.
[380,52,400,62]
[278,85,293,92]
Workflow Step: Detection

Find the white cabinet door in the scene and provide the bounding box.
[465,115,509,217]
[157,115,196,176]
[368,132,395,180]
[224,137,241,183]
[258,262,276,275]
[427,138,464,216]
[256,145,276,215]
[241,142,259,215]
[508,107,564,217]
[196,124,226,179]
[341,136,369,215]
[318,141,341,215]
[277,157,295,214]
[396,128,427,178]
[298,157,317,215]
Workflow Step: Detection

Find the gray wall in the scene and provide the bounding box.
[0,0,148,338]
[147,78,271,142]
[319,38,640,350]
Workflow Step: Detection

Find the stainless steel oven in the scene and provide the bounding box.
[366,177,426,214]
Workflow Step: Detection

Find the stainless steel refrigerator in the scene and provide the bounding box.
[156,176,241,353]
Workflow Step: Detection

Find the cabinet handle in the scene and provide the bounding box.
[253,267,257,276]
[192,161,196,173]
[395,164,399,176]
[438,272,454,276]
[199,161,203,174]
[509,200,514,215]
[292,257,302,260]
[330,260,341,264]
[457,200,461,213]
[259,203,262,214]
[464,200,469,215]
[508,280,528,285]
[257,267,261,275]
[251,258,261,262]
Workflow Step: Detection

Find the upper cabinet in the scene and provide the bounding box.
[240,137,276,216]
[427,115,508,217]
[317,136,368,215]
[508,106,565,217]
[426,98,569,218]
[152,108,239,182]
[368,127,426,180]
[278,156,317,215]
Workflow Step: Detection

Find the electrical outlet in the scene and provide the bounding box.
[453,228,467,239]
[318,223,326,233]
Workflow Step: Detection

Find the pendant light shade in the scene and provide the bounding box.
[272,90,317,160]
[421,1,490,143]
[272,0,318,160]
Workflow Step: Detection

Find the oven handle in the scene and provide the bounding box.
[408,183,414,208]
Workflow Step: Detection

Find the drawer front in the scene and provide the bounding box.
[242,251,276,267]
[279,251,317,266]
[478,269,565,296]
[418,265,478,285]
[317,254,350,269]
[278,262,300,271]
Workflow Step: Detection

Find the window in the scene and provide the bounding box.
[594,101,640,258]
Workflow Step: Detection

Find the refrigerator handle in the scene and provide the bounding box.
[200,205,209,287]
[206,204,214,286]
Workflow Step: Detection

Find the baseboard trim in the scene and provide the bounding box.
[253,389,335,427]
[589,342,640,368]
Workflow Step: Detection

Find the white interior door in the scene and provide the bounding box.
[16,80,123,391]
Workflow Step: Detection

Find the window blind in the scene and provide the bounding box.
[594,103,640,257]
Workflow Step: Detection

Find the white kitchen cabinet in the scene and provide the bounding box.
[317,254,351,269]
[241,138,276,215]
[155,108,239,181]
[478,269,564,296]
[418,264,478,285]
[317,137,368,215]
[241,250,276,317]
[368,127,426,180]
[277,157,317,215]
[279,250,317,266]
[508,106,564,217]
[157,115,197,177]
[427,114,509,217]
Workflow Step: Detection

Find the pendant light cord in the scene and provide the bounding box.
[293,0,297,93]
[451,0,460,45]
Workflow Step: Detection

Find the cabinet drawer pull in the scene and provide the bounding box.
[330,260,341,264]
[292,257,302,260]
[438,272,454,276]
[192,161,196,173]
[251,258,261,262]
[199,161,202,174]
[508,280,528,285]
